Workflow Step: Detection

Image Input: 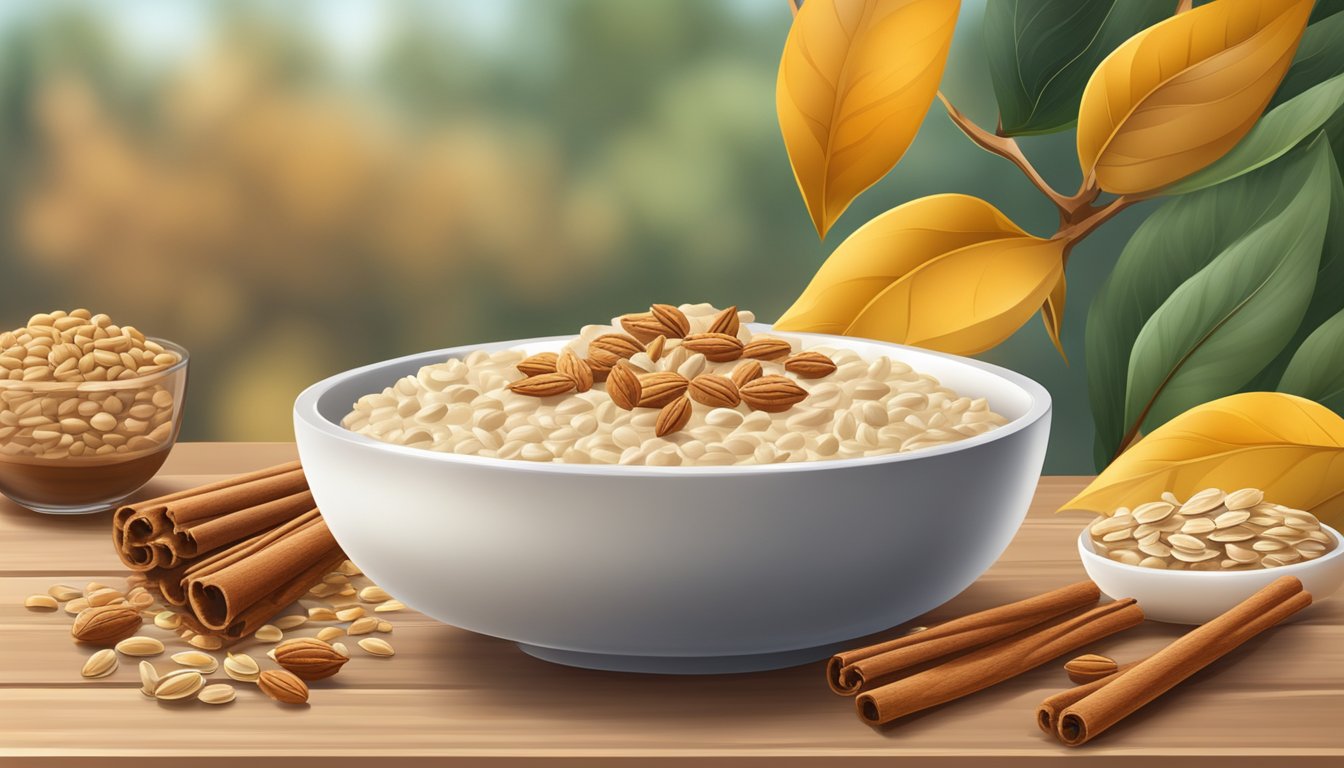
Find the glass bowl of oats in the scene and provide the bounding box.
[1078,488,1344,624]
[294,303,1051,673]
[0,310,188,514]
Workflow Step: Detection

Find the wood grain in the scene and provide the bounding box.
[1,443,1340,765]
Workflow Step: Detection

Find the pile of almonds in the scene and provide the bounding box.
[508,304,833,436]
[24,560,402,707]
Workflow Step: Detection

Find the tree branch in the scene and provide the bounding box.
[788,0,800,17]
[937,92,1097,225]
[1175,0,1193,13]
[1054,195,1139,246]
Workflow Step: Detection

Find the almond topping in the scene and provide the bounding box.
[688,374,740,408]
[739,375,807,413]
[730,360,763,388]
[741,337,792,361]
[508,372,576,398]
[516,352,558,376]
[681,332,744,362]
[557,350,593,393]
[589,333,644,359]
[619,313,666,343]
[606,361,642,410]
[636,372,689,408]
[650,304,690,338]
[655,395,693,437]
[707,305,739,336]
[784,351,837,379]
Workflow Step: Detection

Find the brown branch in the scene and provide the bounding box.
[788,0,800,17]
[1054,195,1139,246]
[938,92,1098,226]
[1175,0,1193,13]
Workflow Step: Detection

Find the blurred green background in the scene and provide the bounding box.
[0,0,1152,473]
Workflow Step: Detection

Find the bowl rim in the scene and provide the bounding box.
[1076,522,1344,577]
[293,327,1051,476]
[0,337,188,393]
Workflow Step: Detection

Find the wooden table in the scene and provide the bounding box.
[2,443,1340,766]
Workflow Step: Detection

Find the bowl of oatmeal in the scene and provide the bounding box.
[294,304,1051,673]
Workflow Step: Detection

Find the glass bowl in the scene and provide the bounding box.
[0,338,188,514]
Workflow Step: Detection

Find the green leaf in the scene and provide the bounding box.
[1162,72,1344,195]
[1086,136,1334,467]
[1280,308,1344,415]
[985,0,1171,137]
[1311,0,1344,24]
[1270,9,1344,110]
[1123,137,1333,446]
[1242,141,1344,392]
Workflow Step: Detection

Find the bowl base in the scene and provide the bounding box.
[516,640,851,675]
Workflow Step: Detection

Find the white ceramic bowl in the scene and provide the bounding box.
[1078,526,1344,624]
[293,327,1051,673]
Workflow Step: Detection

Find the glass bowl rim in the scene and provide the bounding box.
[0,337,189,393]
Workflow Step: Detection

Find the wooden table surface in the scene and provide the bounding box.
[1,443,1340,766]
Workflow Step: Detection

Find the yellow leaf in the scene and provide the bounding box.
[1041,273,1067,363]
[1076,0,1313,195]
[1061,392,1344,528]
[777,0,959,239]
[774,194,1066,355]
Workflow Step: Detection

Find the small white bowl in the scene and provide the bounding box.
[1078,525,1344,624]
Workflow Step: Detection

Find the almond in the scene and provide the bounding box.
[784,351,837,379]
[557,350,593,393]
[730,360,763,388]
[688,374,740,408]
[739,375,807,413]
[619,313,666,343]
[644,334,666,362]
[589,333,644,359]
[707,305,739,336]
[650,304,690,338]
[508,372,576,398]
[71,604,142,645]
[516,352,558,376]
[585,353,613,382]
[153,669,204,701]
[636,372,689,408]
[1064,653,1118,684]
[681,333,744,362]
[742,337,792,361]
[258,669,309,705]
[655,395,693,437]
[274,638,350,681]
[606,361,642,410]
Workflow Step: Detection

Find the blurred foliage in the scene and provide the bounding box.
[0,0,1141,472]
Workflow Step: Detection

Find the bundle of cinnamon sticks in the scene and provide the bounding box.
[829,582,1145,725]
[112,460,344,641]
[830,576,1312,746]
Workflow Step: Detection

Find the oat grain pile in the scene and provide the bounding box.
[1090,488,1337,570]
[25,560,400,707]
[343,303,1008,465]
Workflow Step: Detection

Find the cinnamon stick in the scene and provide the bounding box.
[856,598,1145,726]
[110,461,345,642]
[828,581,1101,694]
[1056,576,1311,747]
[1036,660,1142,734]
